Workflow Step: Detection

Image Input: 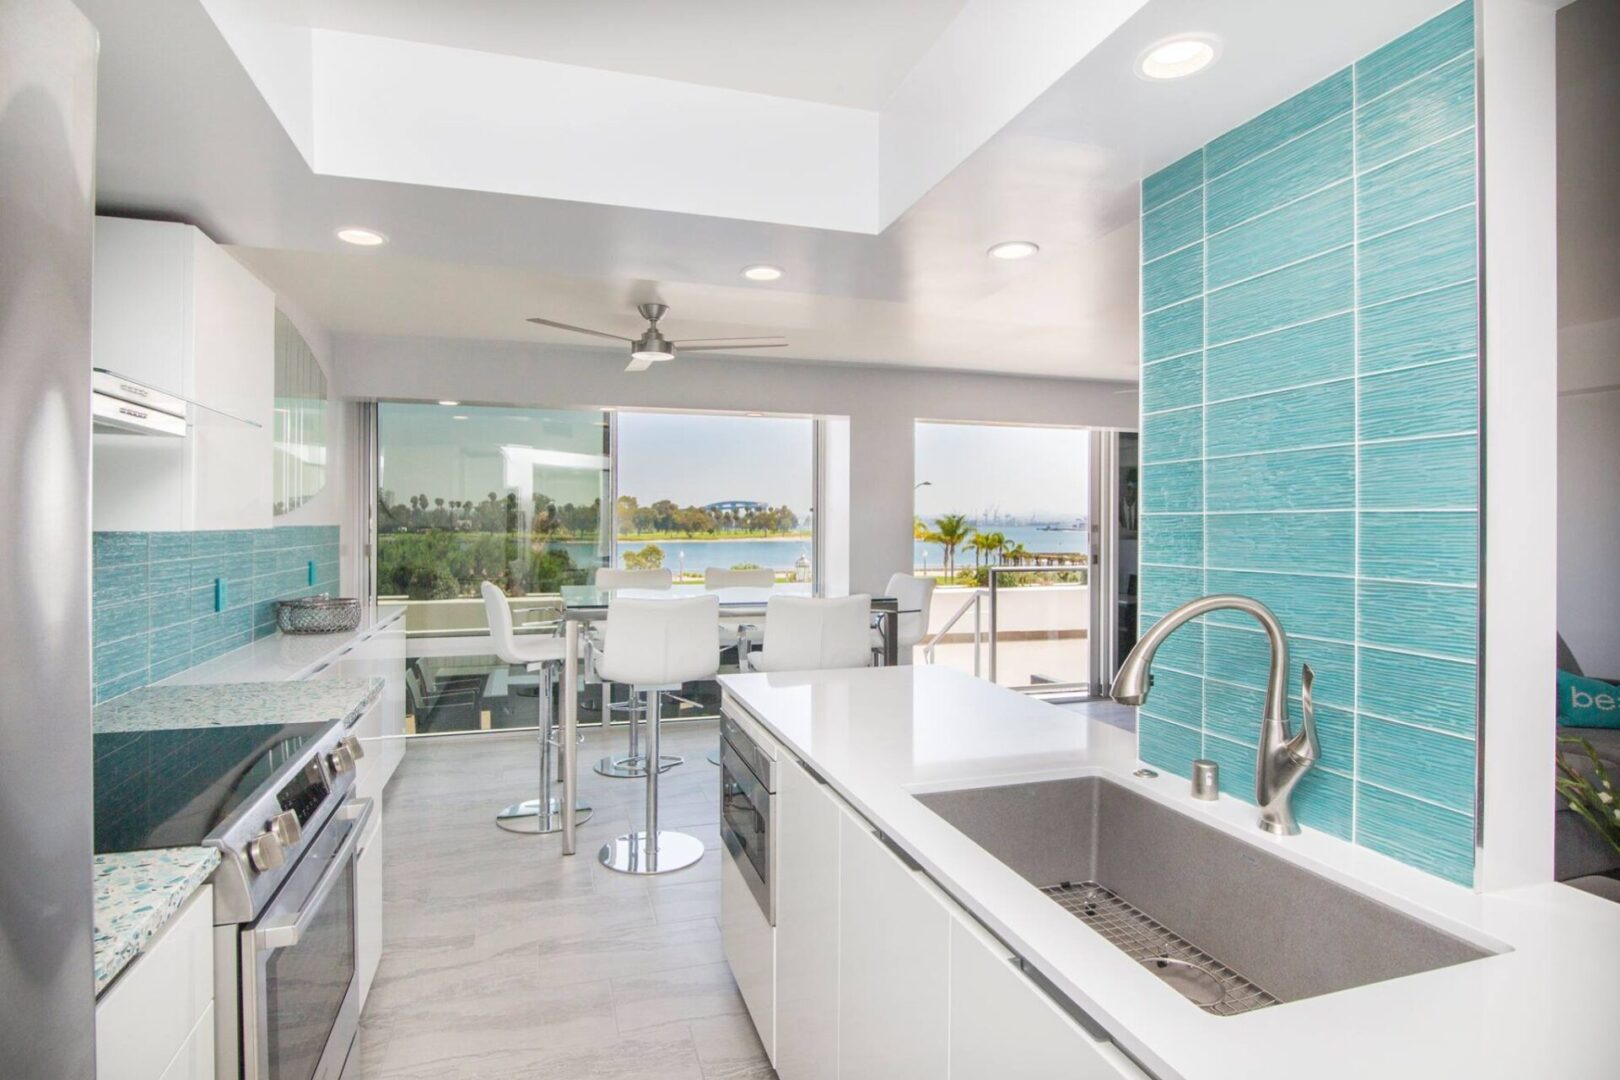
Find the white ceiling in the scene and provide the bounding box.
[80,0,1459,382]
[298,0,971,109]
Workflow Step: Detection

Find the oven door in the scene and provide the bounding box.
[720,738,772,924]
[240,797,372,1080]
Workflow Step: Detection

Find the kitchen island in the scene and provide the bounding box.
[718,665,1620,1080]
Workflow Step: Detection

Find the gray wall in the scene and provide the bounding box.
[335,334,1138,594]
[1557,0,1620,675]
[0,0,98,1074]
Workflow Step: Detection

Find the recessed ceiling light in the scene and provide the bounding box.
[1137,36,1218,80]
[438,400,460,407]
[987,240,1040,261]
[336,226,388,246]
[741,264,784,282]
[451,414,469,421]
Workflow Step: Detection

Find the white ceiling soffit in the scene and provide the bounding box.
[198,0,1149,232]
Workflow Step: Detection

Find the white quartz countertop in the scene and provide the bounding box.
[93,847,218,995]
[718,665,1620,1080]
[162,604,406,685]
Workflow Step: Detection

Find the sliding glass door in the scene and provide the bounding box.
[913,420,1094,689]
[376,403,610,635]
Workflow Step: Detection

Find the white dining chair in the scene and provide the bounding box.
[596,594,721,874]
[480,581,591,833]
[745,594,874,672]
[590,565,676,777]
[595,567,674,589]
[871,572,936,664]
[705,565,773,658]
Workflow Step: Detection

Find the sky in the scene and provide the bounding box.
[616,412,814,513]
[378,406,1086,522]
[914,421,1089,521]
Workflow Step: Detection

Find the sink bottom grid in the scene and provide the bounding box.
[1040,880,1279,1016]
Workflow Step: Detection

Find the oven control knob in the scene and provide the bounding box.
[248,830,285,873]
[270,809,302,848]
[327,744,355,775]
[342,734,365,761]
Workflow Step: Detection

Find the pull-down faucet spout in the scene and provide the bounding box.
[1111,595,1319,835]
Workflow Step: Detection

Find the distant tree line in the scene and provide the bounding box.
[615,496,800,536]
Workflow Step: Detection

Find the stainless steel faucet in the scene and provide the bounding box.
[1111,595,1319,835]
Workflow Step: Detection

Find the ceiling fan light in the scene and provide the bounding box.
[631,348,673,362]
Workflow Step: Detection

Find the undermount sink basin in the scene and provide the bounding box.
[914,776,1494,1014]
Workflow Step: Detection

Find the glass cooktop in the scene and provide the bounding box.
[93,722,328,853]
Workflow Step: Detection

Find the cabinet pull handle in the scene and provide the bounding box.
[872,829,924,872]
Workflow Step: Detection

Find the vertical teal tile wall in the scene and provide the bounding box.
[1137,2,1479,885]
[92,525,341,702]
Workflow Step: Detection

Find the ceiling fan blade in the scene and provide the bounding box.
[671,337,789,351]
[624,354,658,373]
[526,316,634,343]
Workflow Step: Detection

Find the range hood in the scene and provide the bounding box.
[91,368,261,437]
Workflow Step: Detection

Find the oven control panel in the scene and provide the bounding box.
[277,758,331,827]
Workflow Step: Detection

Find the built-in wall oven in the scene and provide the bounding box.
[718,698,779,1063]
[720,709,776,923]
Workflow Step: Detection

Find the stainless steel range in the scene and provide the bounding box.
[94,718,371,1080]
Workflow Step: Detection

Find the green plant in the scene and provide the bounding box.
[1557,735,1620,857]
[931,514,970,575]
[623,543,665,570]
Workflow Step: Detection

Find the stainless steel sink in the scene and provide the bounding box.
[914,776,1494,1014]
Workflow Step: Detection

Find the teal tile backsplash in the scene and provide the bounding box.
[92,525,340,702]
[1137,2,1480,886]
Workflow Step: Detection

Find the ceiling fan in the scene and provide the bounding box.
[526,302,788,372]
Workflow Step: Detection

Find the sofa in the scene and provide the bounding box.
[1555,637,1620,900]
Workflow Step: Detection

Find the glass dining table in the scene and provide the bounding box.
[552,584,916,854]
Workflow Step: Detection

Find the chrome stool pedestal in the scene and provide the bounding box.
[593,683,682,778]
[494,662,593,834]
[599,687,703,874]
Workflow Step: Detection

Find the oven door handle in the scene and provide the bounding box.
[253,797,373,952]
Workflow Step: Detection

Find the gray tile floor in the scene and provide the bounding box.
[355,718,775,1080]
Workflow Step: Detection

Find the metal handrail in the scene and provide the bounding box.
[923,589,984,677]
[987,565,1087,683]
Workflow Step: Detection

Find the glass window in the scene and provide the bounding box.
[614,412,814,583]
[376,403,609,635]
[914,421,1091,687]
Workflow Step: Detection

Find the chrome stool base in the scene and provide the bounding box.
[594,753,682,778]
[706,750,720,766]
[495,797,593,834]
[598,830,705,875]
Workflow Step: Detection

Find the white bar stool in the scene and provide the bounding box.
[590,567,683,779]
[480,582,592,834]
[704,566,773,764]
[596,594,720,875]
[745,594,874,673]
[870,572,936,665]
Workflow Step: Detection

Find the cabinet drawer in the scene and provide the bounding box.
[156,1003,214,1080]
[96,885,214,1080]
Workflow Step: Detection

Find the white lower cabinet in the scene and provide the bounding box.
[356,801,385,1009]
[96,885,215,1080]
[948,912,1145,1079]
[775,757,842,1080]
[766,757,1149,1080]
[838,805,951,1080]
[156,1004,214,1080]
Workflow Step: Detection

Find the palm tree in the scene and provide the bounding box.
[1003,541,1029,565]
[969,530,1000,570]
[932,514,969,575]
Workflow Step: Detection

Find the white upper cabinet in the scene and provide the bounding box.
[92,217,274,531]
